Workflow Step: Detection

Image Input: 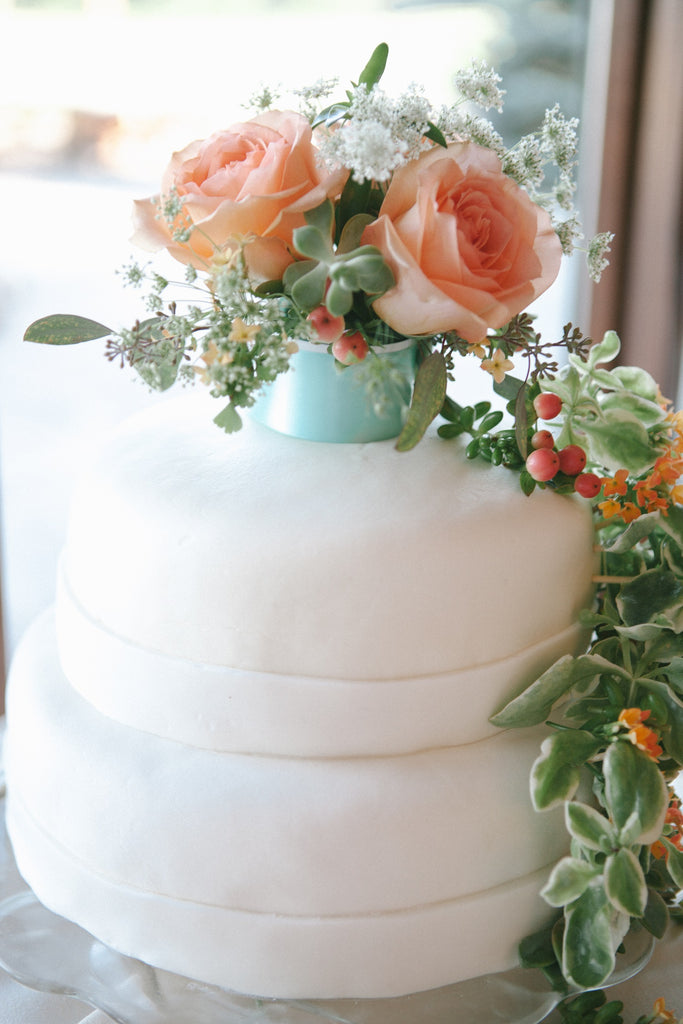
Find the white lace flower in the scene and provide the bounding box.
[454,59,506,113]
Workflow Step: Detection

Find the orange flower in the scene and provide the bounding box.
[362,141,562,344]
[132,111,348,279]
[618,707,650,728]
[618,707,663,760]
[602,468,629,497]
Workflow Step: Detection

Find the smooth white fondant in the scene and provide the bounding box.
[60,393,596,681]
[7,611,566,998]
[5,392,599,999]
[57,560,589,754]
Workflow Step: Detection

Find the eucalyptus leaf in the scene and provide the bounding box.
[531,730,603,811]
[395,352,447,452]
[493,373,525,403]
[24,313,113,345]
[604,848,647,917]
[541,856,601,907]
[603,741,668,844]
[311,102,350,129]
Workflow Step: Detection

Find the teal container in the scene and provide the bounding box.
[249,340,417,443]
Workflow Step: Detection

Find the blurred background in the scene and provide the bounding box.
[0,0,681,690]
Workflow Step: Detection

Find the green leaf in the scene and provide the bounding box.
[287,262,329,311]
[636,677,683,764]
[311,101,350,130]
[618,569,683,628]
[642,886,669,939]
[603,741,668,844]
[133,354,180,392]
[662,838,683,890]
[565,802,618,853]
[490,654,621,729]
[303,199,334,236]
[587,330,621,369]
[395,351,447,452]
[531,730,603,811]
[659,505,683,551]
[291,224,333,262]
[541,856,601,907]
[493,373,526,404]
[357,42,389,88]
[213,403,243,433]
[24,313,113,345]
[337,213,375,254]
[604,512,661,554]
[518,919,560,969]
[604,848,647,916]
[563,886,620,989]
[583,413,658,476]
[424,121,448,148]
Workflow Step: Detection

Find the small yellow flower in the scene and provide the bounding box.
[467,342,487,359]
[653,996,679,1022]
[228,318,260,344]
[481,348,513,384]
[195,341,234,383]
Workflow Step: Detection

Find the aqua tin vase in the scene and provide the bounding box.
[249,338,417,443]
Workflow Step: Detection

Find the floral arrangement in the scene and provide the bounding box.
[24,44,682,1018]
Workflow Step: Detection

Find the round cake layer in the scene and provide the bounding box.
[57,392,596,752]
[56,560,588,754]
[6,610,567,998]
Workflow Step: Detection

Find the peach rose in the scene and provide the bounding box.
[132,111,348,281]
[362,141,562,344]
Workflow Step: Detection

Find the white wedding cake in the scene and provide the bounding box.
[4,390,597,999]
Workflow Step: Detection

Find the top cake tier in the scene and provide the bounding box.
[56,392,596,756]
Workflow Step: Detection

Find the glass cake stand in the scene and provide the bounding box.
[0,783,654,1024]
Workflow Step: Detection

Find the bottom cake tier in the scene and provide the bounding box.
[5,610,568,1000]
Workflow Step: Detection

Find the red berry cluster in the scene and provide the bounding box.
[307,306,370,365]
[526,394,602,498]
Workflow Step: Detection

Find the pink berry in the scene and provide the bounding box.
[574,472,602,498]
[332,331,370,365]
[558,444,587,476]
[307,305,345,343]
[526,448,560,482]
[533,392,563,420]
[531,429,555,450]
